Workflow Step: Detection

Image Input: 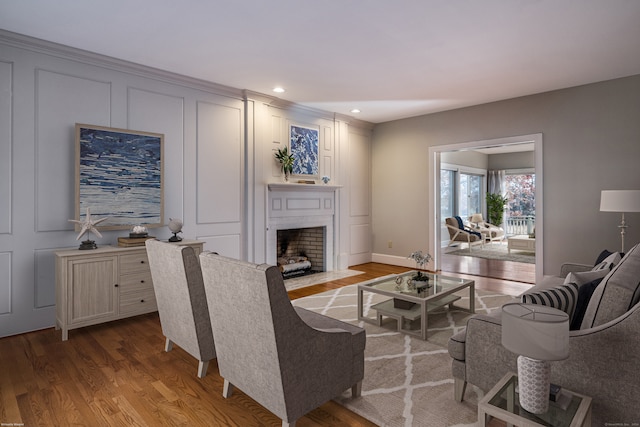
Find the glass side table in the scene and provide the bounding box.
[478,373,592,427]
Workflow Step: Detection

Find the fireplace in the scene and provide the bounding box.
[277,226,325,278]
[267,183,339,277]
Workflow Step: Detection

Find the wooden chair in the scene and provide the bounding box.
[469,213,505,244]
[445,216,484,251]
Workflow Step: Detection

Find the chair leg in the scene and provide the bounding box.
[222,379,234,398]
[352,381,362,397]
[164,338,174,352]
[197,360,209,378]
[282,420,296,427]
[454,378,467,402]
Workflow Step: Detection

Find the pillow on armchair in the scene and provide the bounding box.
[521,267,611,331]
[521,282,580,320]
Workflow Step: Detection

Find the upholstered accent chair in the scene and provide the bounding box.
[469,213,505,243]
[448,243,640,425]
[199,252,365,427]
[445,216,484,251]
[145,239,216,378]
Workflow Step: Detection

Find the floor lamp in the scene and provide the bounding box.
[600,190,640,253]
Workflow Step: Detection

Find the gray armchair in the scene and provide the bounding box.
[199,252,365,427]
[448,243,640,425]
[145,239,216,378]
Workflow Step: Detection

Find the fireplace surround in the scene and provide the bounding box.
[266,183,340,274]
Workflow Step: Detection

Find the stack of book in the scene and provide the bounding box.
[117,236,155,247]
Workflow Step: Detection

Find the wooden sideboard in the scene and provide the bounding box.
[54,239,204,341]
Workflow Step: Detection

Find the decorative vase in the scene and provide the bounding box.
[284,171,290,182]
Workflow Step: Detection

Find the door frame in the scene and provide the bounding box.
[428,133,544,282]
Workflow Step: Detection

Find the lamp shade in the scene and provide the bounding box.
[470,213,484,224]
[501,303,569,361]
[600,190,640,212]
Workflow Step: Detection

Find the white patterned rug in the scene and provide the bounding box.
[292,284,514,427]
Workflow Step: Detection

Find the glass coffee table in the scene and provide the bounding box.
[357,270,475,340]
[478,373,592,427]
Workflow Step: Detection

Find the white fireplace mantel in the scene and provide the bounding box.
[267,182,342,192]
[266,182,341,270]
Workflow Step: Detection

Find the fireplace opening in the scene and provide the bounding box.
[277,227,325,279]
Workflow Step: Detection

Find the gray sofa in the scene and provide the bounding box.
[448,243,640,425]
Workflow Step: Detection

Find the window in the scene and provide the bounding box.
[459,173,482,219]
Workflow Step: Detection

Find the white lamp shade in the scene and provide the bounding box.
[501,303,569,361]
[600,190,640,212]
[470,213,484,223]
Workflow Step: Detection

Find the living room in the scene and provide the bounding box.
[1,1,640,426]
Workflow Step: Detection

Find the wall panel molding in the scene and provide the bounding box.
[35,69,111,232]
[0,61,12,235]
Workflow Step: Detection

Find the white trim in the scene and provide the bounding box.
[429,133,544,282]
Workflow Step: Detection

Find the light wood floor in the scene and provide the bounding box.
[0,261,533,427]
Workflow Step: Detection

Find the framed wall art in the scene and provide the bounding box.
[289,124,319,176]
[75,123,164,230]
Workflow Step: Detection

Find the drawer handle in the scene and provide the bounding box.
[140,260,145,264]
[140,299,145,303]
[140,280,145,283]
[114,284,119,287]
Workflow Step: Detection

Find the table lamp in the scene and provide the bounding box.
[600,190,640,253]
[501,303,569,414]
[470,213,484,228]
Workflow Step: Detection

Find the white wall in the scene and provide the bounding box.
[0,32,374,337]
[372,75,640,275]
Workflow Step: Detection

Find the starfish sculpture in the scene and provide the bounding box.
[69,207,109,242]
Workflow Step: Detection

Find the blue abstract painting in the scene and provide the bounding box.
[76,124,164,229]
[290,124,319,176]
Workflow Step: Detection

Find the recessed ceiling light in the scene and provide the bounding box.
[351,109,361,113]
[273,87,285,93]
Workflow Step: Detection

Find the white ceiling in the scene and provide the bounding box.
[1,1,640,123]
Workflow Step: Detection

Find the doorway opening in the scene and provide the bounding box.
[428,134,543,283]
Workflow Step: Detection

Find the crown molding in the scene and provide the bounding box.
[0,29,243,100]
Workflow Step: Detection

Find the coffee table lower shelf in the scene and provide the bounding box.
[370,294,461,337]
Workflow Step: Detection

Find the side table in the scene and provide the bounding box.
[478,373,592,427]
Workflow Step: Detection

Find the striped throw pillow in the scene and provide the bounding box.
[521,282,580,321]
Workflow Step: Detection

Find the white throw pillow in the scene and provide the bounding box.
[564,268,609,286]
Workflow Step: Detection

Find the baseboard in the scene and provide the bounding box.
[371,253,417,269]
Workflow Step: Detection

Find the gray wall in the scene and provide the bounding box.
[372,74,640,275]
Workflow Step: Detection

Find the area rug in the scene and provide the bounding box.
[292,284,515,426]
[447,242,535,264]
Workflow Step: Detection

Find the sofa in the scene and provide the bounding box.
[448,243,640,425]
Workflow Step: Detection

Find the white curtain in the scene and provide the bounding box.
[488,170,506,195]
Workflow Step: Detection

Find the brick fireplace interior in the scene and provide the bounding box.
[276,226,325,278]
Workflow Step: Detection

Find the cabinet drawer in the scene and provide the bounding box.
[119,271,153,293]
[120,252,150,274]
[119,290,157,315]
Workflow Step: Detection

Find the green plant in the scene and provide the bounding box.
[486,192,509,226]
[274,146,294,174]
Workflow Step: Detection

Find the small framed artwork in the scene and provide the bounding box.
[75,123,164,230]
[289,124,319,176]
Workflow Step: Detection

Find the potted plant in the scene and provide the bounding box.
[486,192,509,226]
[274,146,294,181]
[408,250,432,283]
